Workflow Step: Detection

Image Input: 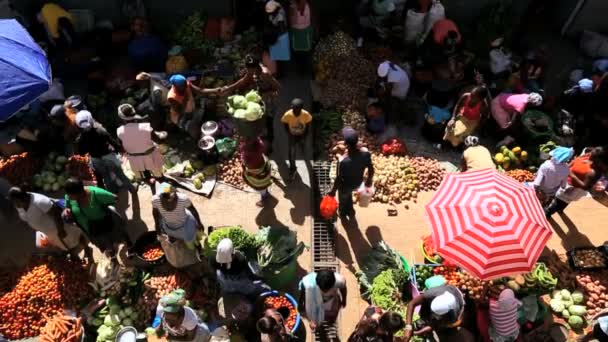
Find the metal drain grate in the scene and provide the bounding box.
[313,161,333,198]
[312,221,337,265]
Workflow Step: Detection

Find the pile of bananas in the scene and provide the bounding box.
[539,140,557,155]
[507,263,557,294]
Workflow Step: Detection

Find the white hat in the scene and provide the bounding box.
[430,292,457,315]
[265,0,281,13]
[377,61,391,78]
[75,110,94,130]
[216,238,234,268]
[386,2,396,12]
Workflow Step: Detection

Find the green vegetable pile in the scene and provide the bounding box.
[92,297,141,341]
[173,11,215,55]
[32,152,69,192]
[256,227,306,273]
[205,226,261,257]
[550,289,587,330]
[370,269,407,311]
[227,90,264,122]
[313,111,342,156]
[414,265,434,290]
[356,241,409,298]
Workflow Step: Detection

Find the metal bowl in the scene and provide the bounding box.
[198,135,216,151]
[201,121,218,136]
[116,326,138,342]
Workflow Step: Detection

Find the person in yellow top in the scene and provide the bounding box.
[281,98,312,179]
[38,2,74,47]
[461,136,495,172]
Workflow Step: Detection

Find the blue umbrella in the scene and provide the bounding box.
[0,19,51,122]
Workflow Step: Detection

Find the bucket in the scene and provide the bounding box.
[261,259,297,291]
[133,231,166,267]
[357,184,375,207]
[259,291,301,333]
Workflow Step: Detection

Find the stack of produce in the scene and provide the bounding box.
[544,251,577,289]
[313,31,357,72]
[88,297,144,341]
[494,146,530,171]
[314,111,342,154]
[33,152,70,192]
[320,80,368,109]
[256,227,306,275]
[539,140,557,156]
[421,235,443,264]
[456,271,488,302]
[0,257,94,339]
[218,153,247,189]
[371,154,419,203]
[327,128,376,160]
[263,295,298,331]
[66,155,97,182]
[369,268,408,312]
[226,90,264,122]
[0,152,42,186]
[341,108,368,131]
[408,156,445,192]
[142,245,164,261]
[432,266,461,286]
[413,265,435,289]
[575,273,608,317]
[137,272,193,326]
[380,138,407,156]
[505,169,535,182]
[549,289,587,329]
[356,241,409,299]
[39,314,83,342]
[571,248,607,268]
[505,263,557,294]
[205,226,261,257]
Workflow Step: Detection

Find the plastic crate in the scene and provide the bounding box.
[411,263,462,291]
[567,246,608,271]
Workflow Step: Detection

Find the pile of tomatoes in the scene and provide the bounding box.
[264,295,298,331]
[433,266,462,286]
[66,155,96,182]
[142,244,164,261]
[0,257,93,339]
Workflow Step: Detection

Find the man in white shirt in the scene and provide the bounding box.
[377,60,413,125]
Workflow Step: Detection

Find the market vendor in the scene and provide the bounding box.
[212,238,268,297]
[74,110,136,194]
[421,18,462,66]
[152,183,203,248]
[128,17,167,72]
[8,186,92,261]
[461,136,495,172]
[348,306,405,342]
[329,127,374,219]
[358,0,397,40]
[532,146,573,206]
[62,177,129,257]
[117,104,164,195]
[154,289,212,342]
[241,137,273,207]
[403,284,466,341]
[490,92,543,134]
[298,270,347,332]
[257,308,292,342]
[135,72,171,132]
[167,74,222,141]
[264,1,291,65]
[443,86,490,148]
[545,146,608,217]
[376,60,411,125]
[488,289,521,342]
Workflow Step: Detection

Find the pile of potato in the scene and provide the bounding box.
[408,156,445,191]
[327,129,376,160]
[371,154,419,203]
[218,153,247,189]
[457,271,489,302]
[576,272,608,318]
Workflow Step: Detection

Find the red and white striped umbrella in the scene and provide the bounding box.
[425,169,552,280]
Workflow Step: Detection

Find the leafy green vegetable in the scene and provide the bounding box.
[256,226,307,272]
[568,315,584,329]
[571,291,584,305]
[205,226,261,257]
[568,305,587,317]
[356,241,409,297]
[369,268,407,311]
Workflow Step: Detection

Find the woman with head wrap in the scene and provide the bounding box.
[461,136,495,172]
[490,92,543,133]
[153,289,212,342]
[403,284,465,341]
[545,146,608,217]
[74,110,136,194]
[240,137,273,207]
[532,146,573,206]
[488,289,522,342]
[116,104,164,194]
[212,238,268,296]
[443,86,490,148]
[167,74,223,140]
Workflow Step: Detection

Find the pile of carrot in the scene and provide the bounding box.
[505,169,535,182]
[0,152,42,185]
[66,155,96,182]
[39,314,83,342]
[0,257,93,339]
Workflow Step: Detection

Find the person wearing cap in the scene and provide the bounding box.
[240,137,273,207]
[62,177,128,258]
[40,104,79,153]
[74,110,136,194]
[155,289,212,342]
[135,72,171,132]
[116,104,164,194]
[376,60,411,125]
[403,284,466,341]
[532,146,573,206]
[152,183,203,249]
[461,136,494,172]
[167,74,222,140]
[329,127,374,218]
[444,86,490,148]
[281,98,312,179]
[212,238,268,296]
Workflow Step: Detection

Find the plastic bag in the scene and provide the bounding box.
[424,0,445,36]
[158,234,201,269]
[357,183,375,207]
[404,9,426,44]
[216,138,237,159]
[320,195,338,219]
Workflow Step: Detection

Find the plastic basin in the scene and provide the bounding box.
[259,290,301,333]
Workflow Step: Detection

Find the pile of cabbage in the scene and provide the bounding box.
[91,297,141,341]
[32,152,69,192]
[549,289,587,329]
[227,90,264,121]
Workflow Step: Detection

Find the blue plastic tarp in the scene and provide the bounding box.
[0,19,51,122]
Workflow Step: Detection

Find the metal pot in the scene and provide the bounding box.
[201,121,218,137]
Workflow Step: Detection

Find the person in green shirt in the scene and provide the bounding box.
[62,177,127,256]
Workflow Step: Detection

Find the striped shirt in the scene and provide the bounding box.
[152,193,192,228]
[489,298,520,337]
